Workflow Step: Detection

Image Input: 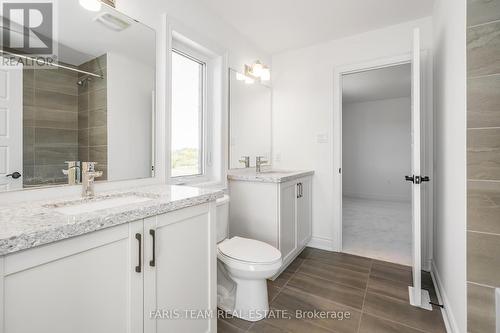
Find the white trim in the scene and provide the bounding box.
[332,51,433,270]
[307,237,334,251]
[431,261,460,333]
[165,17,228,187]
[333,53,412,253]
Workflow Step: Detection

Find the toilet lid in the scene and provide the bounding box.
[218,237,281,264]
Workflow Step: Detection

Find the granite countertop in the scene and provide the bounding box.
[227,169,314,183]
[0,185,223,256]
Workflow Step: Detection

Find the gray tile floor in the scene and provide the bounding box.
[218,247,447,333]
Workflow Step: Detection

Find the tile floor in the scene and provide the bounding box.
[218,248,446,333]
[342,197,412,266]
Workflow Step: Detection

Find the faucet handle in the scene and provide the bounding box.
[83,161,98,172]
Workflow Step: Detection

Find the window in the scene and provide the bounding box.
[171,49,205,178]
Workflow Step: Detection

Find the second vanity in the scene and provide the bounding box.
[228,169,314,275]
[0,185,222,333]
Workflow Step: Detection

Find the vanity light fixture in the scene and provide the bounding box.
[244,60,271,82]
[79,0,102,11]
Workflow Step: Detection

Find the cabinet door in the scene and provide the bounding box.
[297,177,312,249]
[144,203,216,333]
[279,180,298,264]
[2,221,144,333]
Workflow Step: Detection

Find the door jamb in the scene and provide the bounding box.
[332,52,433,271]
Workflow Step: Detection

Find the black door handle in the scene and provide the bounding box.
[421,176,430,182]
[405,175,414,183]
[149,229,156,267]
[135,233,142,273]
[6,172,21,179]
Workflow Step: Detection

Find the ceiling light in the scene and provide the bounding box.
[79,0,102,11]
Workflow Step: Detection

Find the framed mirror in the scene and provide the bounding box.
[228,69,272,169]
[0,1,156,192]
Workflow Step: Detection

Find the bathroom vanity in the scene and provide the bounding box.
[227,169,314,275]
[0,185,221,333]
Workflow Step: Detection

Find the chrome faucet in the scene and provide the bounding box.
[256,156,268,173]
[239,156,250,168]
[62,161,81,185]
[82,162,103,198]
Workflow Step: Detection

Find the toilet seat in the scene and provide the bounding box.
[218,237,281,265]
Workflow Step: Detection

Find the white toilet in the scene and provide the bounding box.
[216,195,282,322]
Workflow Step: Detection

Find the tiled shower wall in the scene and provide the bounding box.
[77,55,108,180]
[23,55,107,186]
[467,0,500,332]
[23,66,78,186]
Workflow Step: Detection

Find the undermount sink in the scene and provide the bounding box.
[46,194,155,216]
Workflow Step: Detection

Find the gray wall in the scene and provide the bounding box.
[467,0,500,332]
[342,97,411,202]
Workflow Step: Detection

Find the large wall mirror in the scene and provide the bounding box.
[0,1,155,192]
[229,69,272,169]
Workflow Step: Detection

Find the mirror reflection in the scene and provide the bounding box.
[229,69,272,169]
[0,1,155,191]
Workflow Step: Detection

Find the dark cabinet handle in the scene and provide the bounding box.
[405,175,414,183]
[6,172,21,179]
[149,229,156,267]
[297,183,301,198]
[135,233,142,273]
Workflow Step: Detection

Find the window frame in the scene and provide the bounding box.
[169,40,213,185]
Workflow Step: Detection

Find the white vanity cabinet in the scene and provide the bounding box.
[228,173,313,274]
[0,203,216,333]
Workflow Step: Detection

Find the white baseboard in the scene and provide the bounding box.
[307,237,335,251]
[431,261,460,333]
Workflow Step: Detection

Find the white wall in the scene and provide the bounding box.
[116,0,270,71]
[272,17,433,250]
[432,0,467,331]
[107,52,155,181]
[342,98,411,202]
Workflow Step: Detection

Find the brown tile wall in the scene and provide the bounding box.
[467,1,500,332]
[77,54,108,180]
[22,55,107,186]
[23,65,78,186]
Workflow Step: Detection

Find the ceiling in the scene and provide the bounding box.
[199,0,434,54]
[342,64,411,104]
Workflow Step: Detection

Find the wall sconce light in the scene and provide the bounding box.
[244,60,271,82]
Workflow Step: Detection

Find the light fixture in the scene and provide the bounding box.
[79,0,102,11]
[244,76,255,84]
[236,72,246,81]
[244,60,271,82]
[260,66,271,81]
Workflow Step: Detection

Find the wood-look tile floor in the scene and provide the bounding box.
[218,247,447,333]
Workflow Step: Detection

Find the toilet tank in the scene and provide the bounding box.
[216,195,230,243]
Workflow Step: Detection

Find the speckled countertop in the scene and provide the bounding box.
[0,185,223,256]
[227,169,314,183]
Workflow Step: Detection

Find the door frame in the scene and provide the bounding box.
[332,52,433,270]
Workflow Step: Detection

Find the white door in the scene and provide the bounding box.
[144,204,216,333]
[0,59,23,190]
[408,28,428,309]
[297,177,312,249]
[3,222,143,333]
[279,180,298,264]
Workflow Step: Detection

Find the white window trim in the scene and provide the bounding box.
[169,38,215,185]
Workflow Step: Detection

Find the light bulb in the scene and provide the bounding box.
[79,0,102,11]
[261,67,271,81]
[252,61,264,77]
